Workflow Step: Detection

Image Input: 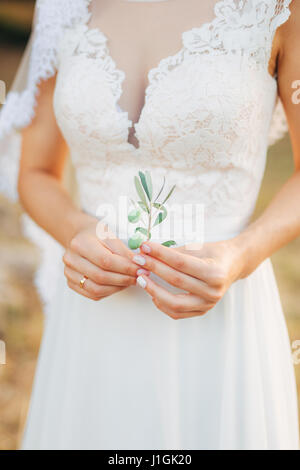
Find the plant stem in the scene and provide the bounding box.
[152,203,162,223]
[147,202,152,240]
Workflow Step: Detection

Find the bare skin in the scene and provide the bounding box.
[19,1,300,310]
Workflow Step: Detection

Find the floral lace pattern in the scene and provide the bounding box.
[54,0,292,233]
[0,0,91,141]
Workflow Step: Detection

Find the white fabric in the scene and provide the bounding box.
[0,0,298,449]
[22,258,299,450]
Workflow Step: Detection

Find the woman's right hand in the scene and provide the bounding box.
[63,219,142,301]
[17,76,142,301]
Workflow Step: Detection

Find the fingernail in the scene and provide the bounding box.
[141,244,151,254]
[133,255,146,266]
[137,276,147,289]
[137,269,149,276]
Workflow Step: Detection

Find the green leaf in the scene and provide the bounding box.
[161,240,176,247]
[139,171,151,202]
[134,176,148,209]
[145,171,153,200]
[135,227,150,238]
[154,176,166,202]
[128,208,141,224]
[128,232,144,250]
[138,201,150,214]
[153,203,165,211]
[162,185,176,205]
[154,206,167,227]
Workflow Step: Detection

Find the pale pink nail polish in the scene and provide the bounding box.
[133,255,146,266]
[137,269,149,276]
[137,276,147,289]
[141,244,151,254]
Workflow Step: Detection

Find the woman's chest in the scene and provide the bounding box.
[80,0,221,142]
[55,0,278,149]
[54,36,276,165]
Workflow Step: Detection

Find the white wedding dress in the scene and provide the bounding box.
[0,0,299,450]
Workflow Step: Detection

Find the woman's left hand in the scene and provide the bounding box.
[132,240,245,319]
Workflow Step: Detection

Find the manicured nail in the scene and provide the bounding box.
[141,244,151,254]
[133,255,146,266]
[137,276,147,289]
[137,269,149,276]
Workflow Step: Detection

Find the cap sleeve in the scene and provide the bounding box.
[268,0,293,146]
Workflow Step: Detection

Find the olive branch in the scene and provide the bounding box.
[128,171,177,250]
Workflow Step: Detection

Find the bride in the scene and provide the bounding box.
[0,0,299,450]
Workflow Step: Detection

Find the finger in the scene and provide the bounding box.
[152,297,208,320]
[106,253,141,277]
[95,224,136,260]
[133,252,220,302]
[64,267,125,299]
[138,242,210,280]
[71,236,139,277]
[136,275,212,313]
[67,281,102,301]
[63,251,136,287]
[101,235,134,258]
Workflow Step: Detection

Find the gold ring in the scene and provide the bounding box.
[80,276,88,289]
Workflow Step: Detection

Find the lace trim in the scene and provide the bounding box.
[0,0,91,140]
[80,0,292,119]
[74,25,126,106]
[0,0,293,141]
[271,0,293,32]
[149,0,292,97]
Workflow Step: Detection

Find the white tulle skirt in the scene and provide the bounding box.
[22,257,299,450]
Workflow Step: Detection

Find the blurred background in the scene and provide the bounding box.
[0,0,299,451]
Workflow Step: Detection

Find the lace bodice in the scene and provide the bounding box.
[53,0,292,240]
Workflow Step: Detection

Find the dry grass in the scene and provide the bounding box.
[0,0,34,27]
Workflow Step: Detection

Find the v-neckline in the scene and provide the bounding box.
[84,0,226,150]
